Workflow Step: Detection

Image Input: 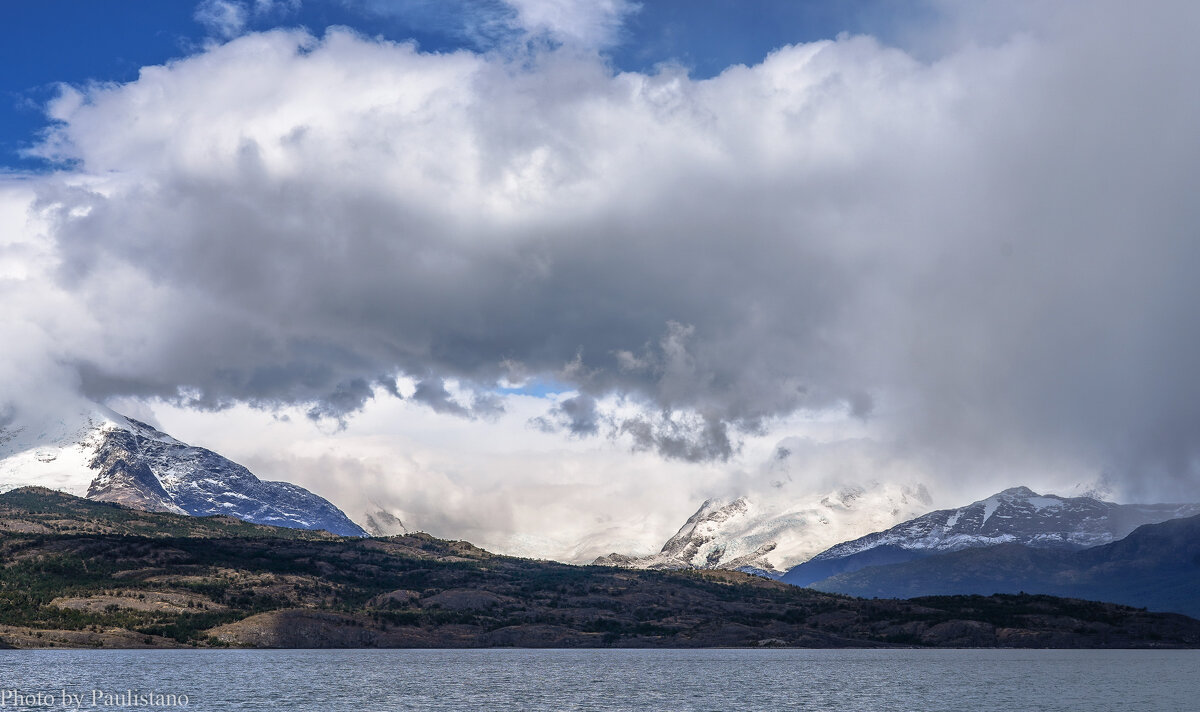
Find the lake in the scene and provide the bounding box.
[0,648,1194,710]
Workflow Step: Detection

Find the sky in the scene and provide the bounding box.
[3,1,1200,561]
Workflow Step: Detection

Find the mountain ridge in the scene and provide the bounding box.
[594,482,933,575]
[807,513,1200,618]
[782,486,1200,586]
[0,406,366,537]
[0,487,1197,650]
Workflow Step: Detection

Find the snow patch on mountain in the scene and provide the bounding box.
[781,486,1200,587]
[811,486,1200,561]
[0,404,367,536]
[1,407,142,497]
[593,481,933,575]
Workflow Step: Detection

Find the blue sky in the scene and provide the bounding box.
[0,0,922,171]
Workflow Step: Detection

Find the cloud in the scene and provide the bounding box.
[529,393,603,436]
[145,391,740,562]
[620,410,735,464]
[194,0,301,39]
[341,0,634,49]
[305,377,375,422]
[504,0,636,47]
[410,378,470,417]
[194,0,249,38]
[137,392,938,563]
[6,1,1200,499]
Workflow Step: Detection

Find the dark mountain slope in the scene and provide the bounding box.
[783,487,1200,586]
[810,514,1200,618]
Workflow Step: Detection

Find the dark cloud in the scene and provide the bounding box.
[305,378,376,422]
[621,411,735,463]
[5,2,1200,497]
[411,378,472,418]
[529,394,603,437]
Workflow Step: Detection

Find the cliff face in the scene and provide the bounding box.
[86,429,185,514]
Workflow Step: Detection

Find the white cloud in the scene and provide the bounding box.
[194,0,249,39]
[4,1,1200,560]
[255,0,301,13]
[504,0,636,47]
[123,387,944,562]
[194,0,301,39]
[134,389,725,561]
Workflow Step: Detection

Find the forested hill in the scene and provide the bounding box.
[0,488,1197,650]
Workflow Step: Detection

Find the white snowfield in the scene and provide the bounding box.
[595,481,934,575]
[0,405,171,497]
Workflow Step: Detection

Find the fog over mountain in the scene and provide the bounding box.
[2,1,1199,559]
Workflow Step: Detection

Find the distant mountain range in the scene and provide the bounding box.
[0,406,365,537]
[593,482,933,575]
[806,513,1200,619]
[593,482,1200,619]
[1,487,1196,650]
[782,486,1200,586]
[5,403,1198,624]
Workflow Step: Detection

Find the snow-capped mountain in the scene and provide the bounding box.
[0,406,366,537]
[781,486,1200,586]
[593,482,933,576]
[363,507,408,537]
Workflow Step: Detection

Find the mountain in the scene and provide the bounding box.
[806,513,1200,619]
[782,486,1200,586]
[363,506,408,537]
[593,482,933,575]
[0,486,345,540]
[0,406,366,537]
[1,488,1197,649]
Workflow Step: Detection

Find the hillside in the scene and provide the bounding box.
[0,488,1197,649]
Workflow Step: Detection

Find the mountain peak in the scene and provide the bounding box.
[997,486,1040,498]
[782,486,1200,587]
[593,482,933,575]
[0,404,367,537]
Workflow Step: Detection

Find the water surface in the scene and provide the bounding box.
[0,648,1194,711]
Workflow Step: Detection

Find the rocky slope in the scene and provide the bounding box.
[0,406,365,536]
[782,486,1200,586]
[1,488,1196,649]
[594,482,933,575]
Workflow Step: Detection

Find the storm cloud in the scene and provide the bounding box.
[5,1,1200,498]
